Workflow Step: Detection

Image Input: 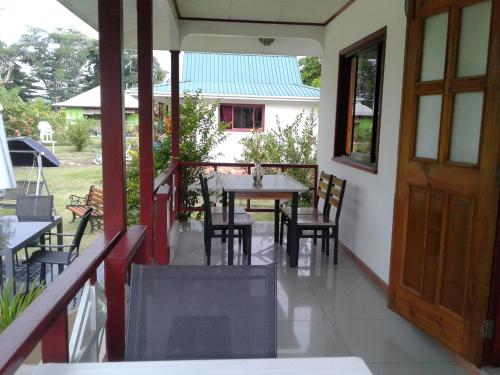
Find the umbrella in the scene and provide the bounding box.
[7,137,60,167]
[0,104,16,196]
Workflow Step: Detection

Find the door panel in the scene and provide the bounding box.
[389,0,500,365]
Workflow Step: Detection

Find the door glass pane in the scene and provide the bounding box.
[457,1,492,77]
[420,12,448,81]
[450,92,484,164]
[415,95,442,159]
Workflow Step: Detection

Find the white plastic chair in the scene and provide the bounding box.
[38,121,56,154]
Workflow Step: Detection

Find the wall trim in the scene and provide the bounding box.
[339,241,388,294]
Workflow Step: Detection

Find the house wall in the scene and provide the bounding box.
[211,98,319,162]
[61,108,138,126]
[317,0,406,283]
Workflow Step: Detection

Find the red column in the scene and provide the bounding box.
[99,0,127,235]
[170,50,181,217]
[137,0,154,264]
[170,50,180,160]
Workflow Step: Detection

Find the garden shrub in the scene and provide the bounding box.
[0,86,66,138]
[67,118,95,151]
[238,110,318,205]
[126,92,227,224]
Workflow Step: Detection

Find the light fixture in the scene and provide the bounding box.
[259,38,275,47]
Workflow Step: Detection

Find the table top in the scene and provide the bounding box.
[34,357,373,374]
[0,215,62,253]
[218,173,308,194]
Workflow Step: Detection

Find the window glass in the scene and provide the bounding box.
[234,107,254,129]
[420,12,448,81]
[351,47,378,158]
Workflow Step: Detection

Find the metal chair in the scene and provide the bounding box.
[15,195,54,221]
[26,208,92,288]
[125,264,277,361]
[199,174,253,265]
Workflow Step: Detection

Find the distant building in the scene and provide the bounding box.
[127,52,320,162]
[53,86,139,129]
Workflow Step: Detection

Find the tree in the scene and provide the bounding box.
[299,57,321,87]
[123,49,166,89]
[0,42,38,100]
[15,28,99,102]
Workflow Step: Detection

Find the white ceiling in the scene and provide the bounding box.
[176,0,352,24]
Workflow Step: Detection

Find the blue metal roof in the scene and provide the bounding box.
[153,52,320,99]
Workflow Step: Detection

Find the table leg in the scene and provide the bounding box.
[288,192,299,268]
[222,191,227,243]
[228,192,235,265]
[3,251,16,294]
[274,200,280,243]
[57,221,64,274]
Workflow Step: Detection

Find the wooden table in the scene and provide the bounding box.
[0,215,63,289]
[218,174,308,268]
[34,357,373,374]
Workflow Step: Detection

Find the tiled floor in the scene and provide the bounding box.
[172,221,469,375]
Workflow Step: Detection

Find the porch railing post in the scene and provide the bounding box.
[154,186,170,265]
[41,311,68,363]
[104,258,126,361]
[98,0,127,235]
[137,0,155,264]
[171,50,181,219]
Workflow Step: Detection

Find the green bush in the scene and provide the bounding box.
[67,118,94,151]
[0,86,66,138]
[126,92,227,224]
[239,110,318,205]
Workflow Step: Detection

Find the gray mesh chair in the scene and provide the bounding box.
[125,264,277,361]
[15,195,54,221]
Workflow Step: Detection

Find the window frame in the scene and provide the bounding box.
[219,103,265,132]
[333,27,386,174]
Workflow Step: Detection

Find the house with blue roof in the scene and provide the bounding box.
[128,52,320,161]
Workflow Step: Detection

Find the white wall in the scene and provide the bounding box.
[211,98,319,162]
[318,0,406,282]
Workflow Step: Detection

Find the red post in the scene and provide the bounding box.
[41,312,68,363]
[137,0,154,263]
[104,259,126,361]
[170,50,180,160]
[99,0,127,235]
[154,186,170,264]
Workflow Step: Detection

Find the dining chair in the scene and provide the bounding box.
[125,264,277,361]
[199,174,253,265]
[279,171,334,246]
[15,195,54,221]
[294,177,347,265]
[25,208,92,288]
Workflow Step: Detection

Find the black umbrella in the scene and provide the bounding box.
[7,137,60,167]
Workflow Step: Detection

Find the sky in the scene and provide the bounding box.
[0,0,171,74]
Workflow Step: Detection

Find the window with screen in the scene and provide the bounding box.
[333,28,386,173]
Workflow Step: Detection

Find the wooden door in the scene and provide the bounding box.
[389,0,500,365]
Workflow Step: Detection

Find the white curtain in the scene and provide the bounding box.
[0,103,16,194]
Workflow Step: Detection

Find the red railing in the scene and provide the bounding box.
[178,161,318,213]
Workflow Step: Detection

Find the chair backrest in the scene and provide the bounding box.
[125,264,277,361]
[315,171,334,215]
[87,185,104,213]
[72,208,93,250]
[329,177,347,224]
[15,195,54,221]
[199,173,212,230]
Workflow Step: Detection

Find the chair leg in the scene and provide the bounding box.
[26,261,30,291]
[221,229,226,243]
[40,262,46,283]
[321,231,326,253]
[325,229,330,256]
[206,237,212,266]
[279,213,285,245]
[333,227,339,265]
[70,212,76,223]
[313,230,317,245]
[242,229,248,255]
[238,229,242,245]
[247,227,252,265]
